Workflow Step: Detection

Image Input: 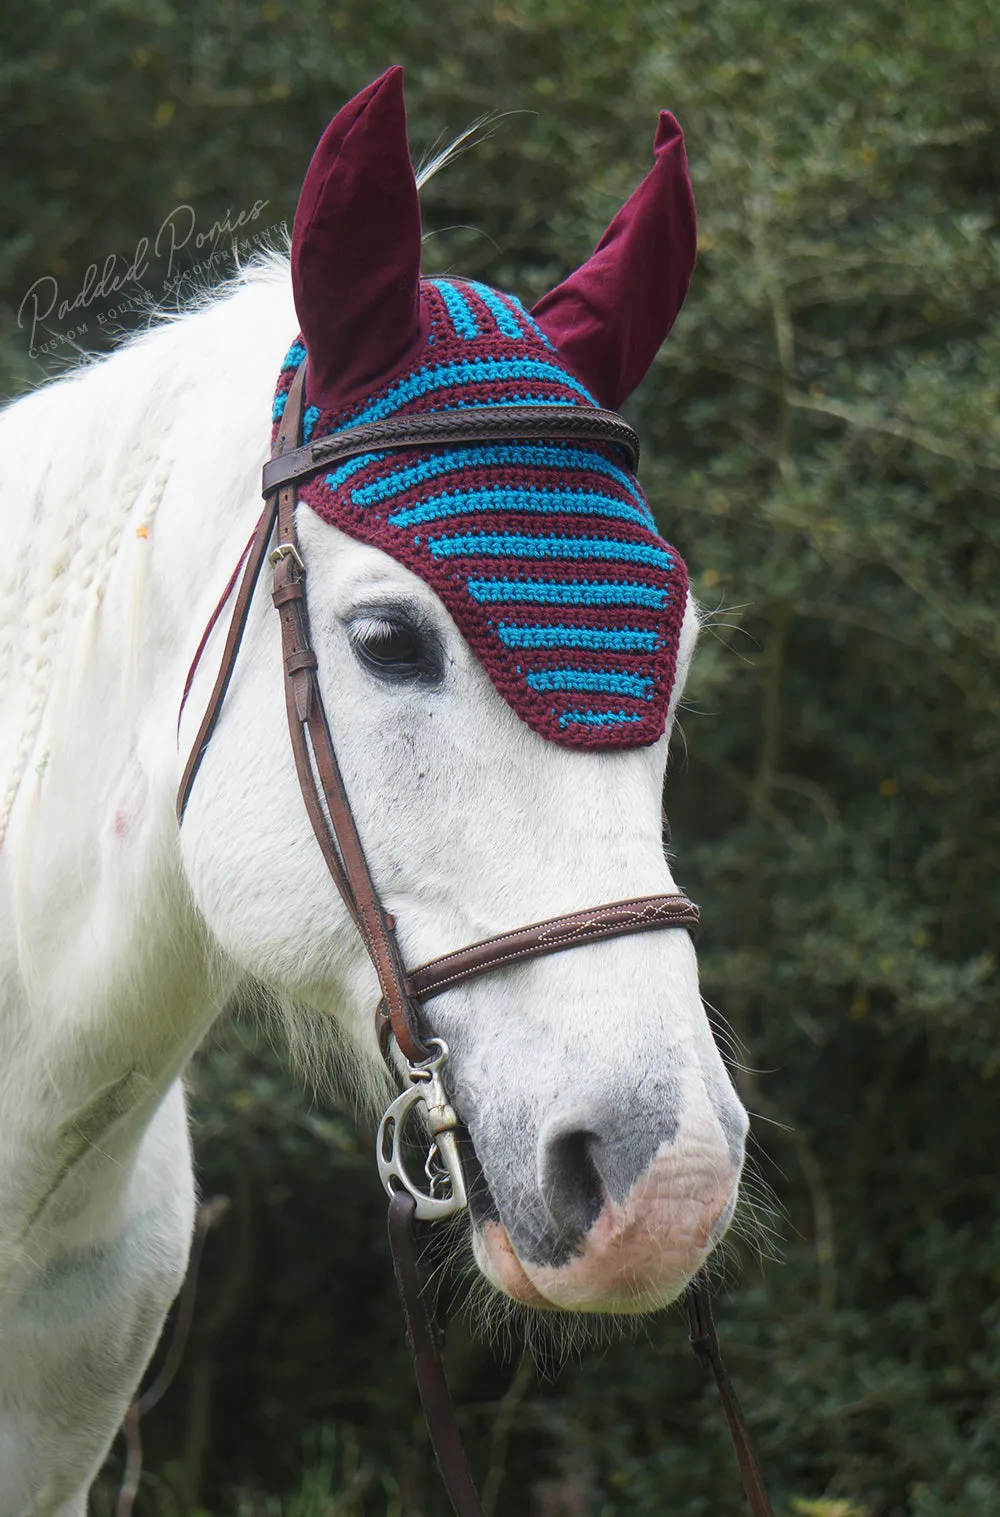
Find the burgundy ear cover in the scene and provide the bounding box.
[279,77,698,750]
[531,112,697,410]
[292,75,695,416]
[291,66,428,412]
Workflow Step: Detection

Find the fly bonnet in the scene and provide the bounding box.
[276,66,697,747]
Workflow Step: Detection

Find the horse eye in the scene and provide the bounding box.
[348,612,440,684]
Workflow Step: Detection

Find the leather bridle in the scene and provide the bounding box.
[176,362,773,1517]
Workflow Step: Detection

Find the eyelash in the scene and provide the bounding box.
[348,609,442,684]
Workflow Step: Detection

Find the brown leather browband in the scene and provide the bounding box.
[261,402,640,496]
[177,363,774,1517]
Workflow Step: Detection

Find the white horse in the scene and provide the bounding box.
[0,71,748,1514]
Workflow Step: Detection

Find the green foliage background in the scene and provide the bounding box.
[2,1,998,1513]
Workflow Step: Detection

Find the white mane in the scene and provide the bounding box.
[0,259,296,845]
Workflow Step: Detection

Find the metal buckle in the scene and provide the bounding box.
[268,542,305,570]
[376,1038,468,1222]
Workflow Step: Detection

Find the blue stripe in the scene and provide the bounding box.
[483,288,556,350]
[324,453,385,491]
[388,488,651,532]
[435,280,479,339]
[281,340,306,372]
[467,579,668,609]
[429,533,672,569]
[302,405,321,442]
[559,708,644,729]
[351,443,645,509]
[341,360,596,427]
[527,669,653,699]
[272,391,287,422]
[469,282,525,339]
[497,623,660,652]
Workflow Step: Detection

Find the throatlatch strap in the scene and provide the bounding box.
[176,494,279,824]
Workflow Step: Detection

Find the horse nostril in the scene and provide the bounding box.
[540,1128,606,1241]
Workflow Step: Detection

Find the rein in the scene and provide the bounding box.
[177,364,773,1517]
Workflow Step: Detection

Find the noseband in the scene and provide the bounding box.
[177,363,773,1517]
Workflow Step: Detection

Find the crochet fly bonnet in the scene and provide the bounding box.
[277,68,697,747]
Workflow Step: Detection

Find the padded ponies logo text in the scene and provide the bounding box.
[17,197,271,360]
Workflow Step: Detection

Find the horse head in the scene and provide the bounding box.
[179,67,747,1314]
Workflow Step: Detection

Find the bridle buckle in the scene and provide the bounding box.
[268,541,305,571]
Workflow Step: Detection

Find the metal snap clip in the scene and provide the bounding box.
[376,1038,468,1222]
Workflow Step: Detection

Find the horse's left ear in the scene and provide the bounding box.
[531,112,697,411]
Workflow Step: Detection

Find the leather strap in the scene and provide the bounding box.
[374,893,700,1058]
[412,894,700,999]
[388,1189,485,1517]
[390,1179,774,1517]
[261,403,640,496]
[686,1271,775,1517]
[176,494,279,824]
[269,372,432,1063]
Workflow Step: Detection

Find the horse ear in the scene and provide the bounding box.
[531,113,697,411]
[291,66,427,411]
